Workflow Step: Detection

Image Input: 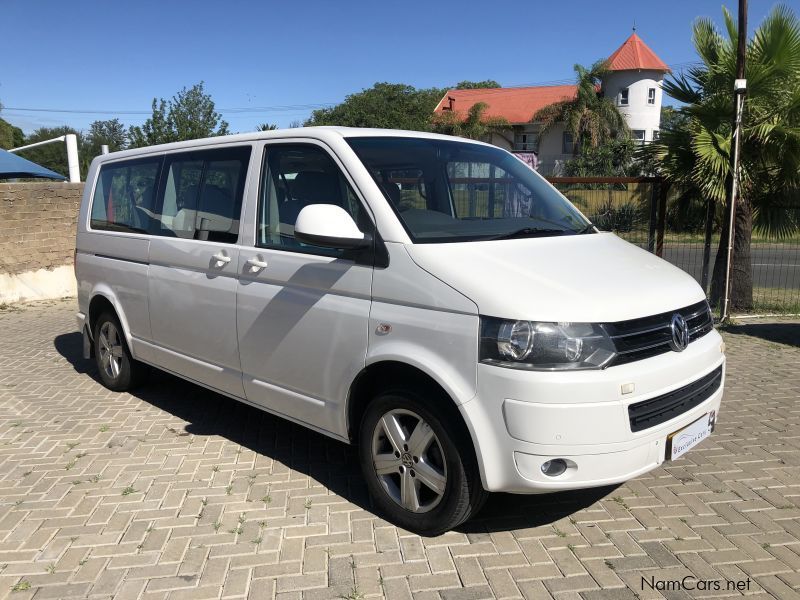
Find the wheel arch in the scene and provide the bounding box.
[346,360,482,480]
[87,288,133,345]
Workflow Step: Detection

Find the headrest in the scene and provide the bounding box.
[380,181,401,205]
[290,171,341,206]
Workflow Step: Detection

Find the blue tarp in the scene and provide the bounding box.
[0,149,66,180]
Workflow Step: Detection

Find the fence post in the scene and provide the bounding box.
[700,197,715,292]
[647,180,659,253]
[655,179,668,258]
[488,165,496,217]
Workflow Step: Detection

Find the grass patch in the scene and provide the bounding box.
[338,587,365,600]
[11,580,31,592]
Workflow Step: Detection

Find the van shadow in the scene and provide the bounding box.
[54,331,617,535]
[723,322,800,347]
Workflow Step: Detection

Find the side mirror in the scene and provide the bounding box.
[294,204,371,249]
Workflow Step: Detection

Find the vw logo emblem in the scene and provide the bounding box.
[669,313,689,352]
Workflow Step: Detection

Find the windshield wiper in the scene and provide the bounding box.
[485,227,571,241]
[577,223,596,234]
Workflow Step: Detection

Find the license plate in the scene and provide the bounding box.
[667,413,714,460]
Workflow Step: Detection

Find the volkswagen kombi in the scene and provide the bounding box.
[75,128,725,534]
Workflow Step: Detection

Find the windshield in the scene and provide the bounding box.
[346,137,591,243]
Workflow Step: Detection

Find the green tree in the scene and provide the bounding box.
[644,5,800,310]
[256,123,278,131]
[430,102,510,143]
[84,118,128,160]
[15,126,85,179]
[0,101,25,149]
[305,82,445,131]
[659,105,690,133]
[129,82,229,147]
[533,60,629,154]
[455,80,501,89]
[0,118,24,150]
[564,138,638,177]
[0,102,24,150]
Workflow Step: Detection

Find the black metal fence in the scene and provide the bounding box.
[548,177,800,314]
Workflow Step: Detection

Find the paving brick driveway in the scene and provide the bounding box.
[0,300,798,600]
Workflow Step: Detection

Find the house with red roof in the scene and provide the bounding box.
[433,32,670,174]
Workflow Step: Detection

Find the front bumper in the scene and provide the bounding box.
[460,329,726,493]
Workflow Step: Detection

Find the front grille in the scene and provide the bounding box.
[605,300,713,367]
[628,366,722,432]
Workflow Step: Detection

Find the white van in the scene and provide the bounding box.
[76,128,725,534]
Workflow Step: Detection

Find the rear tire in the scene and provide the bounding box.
[93,311,147,392]
[358,388,487,535]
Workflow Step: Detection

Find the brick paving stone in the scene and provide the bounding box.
[0,301,798,599]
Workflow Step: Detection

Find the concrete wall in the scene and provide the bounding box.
[0,182,84,303]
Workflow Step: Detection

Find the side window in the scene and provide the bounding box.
[156,146,251,242]
[257,144,368,257]
[90,158,162,233]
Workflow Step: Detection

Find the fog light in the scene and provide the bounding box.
[540,458,568,477]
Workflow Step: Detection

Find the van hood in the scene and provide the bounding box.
[405,232,705,323]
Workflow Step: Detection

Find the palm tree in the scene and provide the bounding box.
[644,5,800,310]
[256,123,278,131]
[431,102,511,143]
[533,60,629,154]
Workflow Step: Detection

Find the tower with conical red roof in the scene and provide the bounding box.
[601,31,670,145]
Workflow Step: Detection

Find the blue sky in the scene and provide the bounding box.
[2,0,798,135]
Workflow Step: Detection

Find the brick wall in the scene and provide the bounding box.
[0,182,85,276]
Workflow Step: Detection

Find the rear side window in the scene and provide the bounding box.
[90,158,162,233]
[156,146,251,243]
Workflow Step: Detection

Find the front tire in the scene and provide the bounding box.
[93,311,147,391]
[358,389,487,535]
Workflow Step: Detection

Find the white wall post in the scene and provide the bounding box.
[65,134,80,183]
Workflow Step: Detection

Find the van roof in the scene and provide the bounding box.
[95,127,494,162]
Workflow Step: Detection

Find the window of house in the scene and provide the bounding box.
[562,132,575,154]
[156,146,251,242]
[620,88,629,106]
[513,129,539,152]
[257,144,368,257]
[648,88,656,104]
[90,158,162,234]
[652,130,660,140]
[632,130,646,145]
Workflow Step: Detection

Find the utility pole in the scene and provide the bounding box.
[721,0,747,321]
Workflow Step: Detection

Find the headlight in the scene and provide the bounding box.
[480,317,616,370]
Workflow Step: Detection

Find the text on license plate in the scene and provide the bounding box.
[667,413,713,460]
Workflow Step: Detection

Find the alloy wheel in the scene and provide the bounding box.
[371,408,447,513]
[98,321,123,381]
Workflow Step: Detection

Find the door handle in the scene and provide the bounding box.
[246,257,268,271]
[212,252,231,265]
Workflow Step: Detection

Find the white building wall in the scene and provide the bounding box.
[601,70,664,142]
[536,123,572,175]
[488,131,513,151]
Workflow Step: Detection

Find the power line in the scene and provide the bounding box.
[2,60,703,118]
[0,102,336,116]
